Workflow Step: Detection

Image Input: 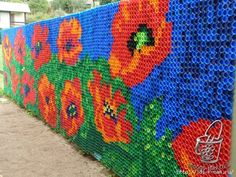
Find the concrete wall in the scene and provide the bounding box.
[0,12,10,29]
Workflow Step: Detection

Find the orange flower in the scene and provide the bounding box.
[38,74,57,128]
[10,66,19,94]
[2,35,12,68]
[88,70,133,143]
[57,18,82,65]
[109,0,172,87]
[61,78,84,137]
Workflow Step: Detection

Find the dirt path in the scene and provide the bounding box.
[0,97,111,177]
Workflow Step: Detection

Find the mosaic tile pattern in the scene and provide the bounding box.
[1,0,234,176]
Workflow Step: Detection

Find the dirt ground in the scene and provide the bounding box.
[0,97,112,177]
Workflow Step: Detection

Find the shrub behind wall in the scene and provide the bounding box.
[1,0,235,176]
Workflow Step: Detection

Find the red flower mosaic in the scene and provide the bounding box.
[14,29,26,65]
[20,71,36,107]
[31,24,51,71]
[61,78,84,137]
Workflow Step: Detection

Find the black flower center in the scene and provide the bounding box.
[35,41,42,56]
[65,39,74,52]
[66,102,78,118]
[103,101,118,123]
[45,96,50,105]
[24,84,30,97]
[127,24,155,56]
[18,47,23,55]
[4,43,9,49]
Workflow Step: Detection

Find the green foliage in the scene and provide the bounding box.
[50,0,89,14]
[0,88,3,96]
[0,0,25,2]
[26,0,51,23]
[2,0,120,23]
[71,0,90,12]
[28,0,49,14]
[59,0,73,13]
[1,0,51,23]
[101,98,185,177]
[51,9,67,18]
[27,12,52,23]
[100,0,112,5]
[140,99,186,177]
[100,0,119,5]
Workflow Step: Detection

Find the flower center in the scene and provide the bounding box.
[45,96,50,105]
[35,41,42,56]
[127,24,155,56]
[65,39,73,52]
[18,47,23,55]
[24,84,30,97]
[4,43,9,49]
[103,101,118,123]
[66,102,78,118]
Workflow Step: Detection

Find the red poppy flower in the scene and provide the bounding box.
[61,78,84,137]
[57,18,82,66]
[88,70,133,143]
[2,35,12,68]
[14,29,26,65]
[31,24,51,71]
[38,74,57,128]
[172,118,231,177]
[20,71,36,107]
[108,0,172,87]
[3,72,8,87]
[10,66,19,94]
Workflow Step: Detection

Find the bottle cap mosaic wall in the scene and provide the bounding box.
[1,0,235,176]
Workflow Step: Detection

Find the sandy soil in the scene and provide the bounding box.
[0,97,111,177]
